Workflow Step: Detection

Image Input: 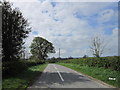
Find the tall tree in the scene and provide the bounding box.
[2,1,31,61]
[30,37,55,60]
[90,36,105,57]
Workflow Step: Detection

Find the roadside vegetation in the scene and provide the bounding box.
[56,56,120,88]
[3,60,46,77]
[1,1,49,89]
[58,56,120,71]
[30,37,55,60]
[2,63,47,90]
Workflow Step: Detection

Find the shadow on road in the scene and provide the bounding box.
[30,71,91,87]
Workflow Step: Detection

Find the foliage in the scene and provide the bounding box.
[46,59,58,63]
[3,60,46,78]
[2,1,31,61]
[3,61,27,77]
[23,60,46,66]
[2,64,47,90]
[30,37,55,60]
[58,56,120,71]
[83,55,88,58]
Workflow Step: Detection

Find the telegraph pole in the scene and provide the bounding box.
[59,48,60,58]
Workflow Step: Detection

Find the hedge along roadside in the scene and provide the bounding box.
[58,56,120,71]
[2,60,46,77]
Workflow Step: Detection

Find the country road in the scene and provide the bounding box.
[28,64,110,89]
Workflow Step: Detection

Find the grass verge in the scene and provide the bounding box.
[2,64,48,90]
[58,63,120,88]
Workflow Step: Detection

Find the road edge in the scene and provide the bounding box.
[56,64,118,89]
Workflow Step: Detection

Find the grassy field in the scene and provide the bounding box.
[2,64,47,90]
[58,63,120,88]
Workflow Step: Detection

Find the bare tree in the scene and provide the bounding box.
[90,36,105,57]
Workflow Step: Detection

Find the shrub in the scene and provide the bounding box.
[58,56,120,71]
[3,61,28,77]
[2,59,46,77]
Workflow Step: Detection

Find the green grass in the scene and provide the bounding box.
[2,64,48,90]
[57,63,120,88]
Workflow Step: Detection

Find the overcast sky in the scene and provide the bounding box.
[11,0,118,58]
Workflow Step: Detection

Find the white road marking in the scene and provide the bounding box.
[57,71,64,81]
[54,65,57,70]
[53,64,64,82]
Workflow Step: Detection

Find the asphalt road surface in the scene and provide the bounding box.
[28,64,111,89]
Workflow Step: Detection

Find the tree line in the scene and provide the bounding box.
[2,1,31,62]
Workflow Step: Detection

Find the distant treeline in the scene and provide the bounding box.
[47,56,82,60]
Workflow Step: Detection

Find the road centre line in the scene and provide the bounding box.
[53,65,64,82]
[54,65,57,70]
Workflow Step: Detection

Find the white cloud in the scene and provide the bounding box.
[11,2,118,58]
[98,9,115,23]
[104,28,118,56]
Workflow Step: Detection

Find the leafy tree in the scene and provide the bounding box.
[2,1,31,61]
[90,36,105,57]
[83,55,88,58]
[30,37,55,60]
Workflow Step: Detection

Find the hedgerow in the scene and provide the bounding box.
[2,60,46,77]
[59,56,120,71]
